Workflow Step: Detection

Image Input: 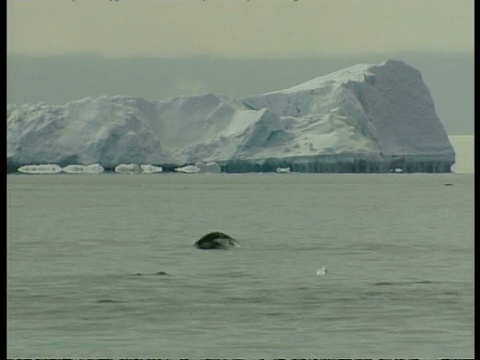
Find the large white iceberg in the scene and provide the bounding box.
[7,59,455,173]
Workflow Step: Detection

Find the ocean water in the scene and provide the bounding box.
[7,173,474,358]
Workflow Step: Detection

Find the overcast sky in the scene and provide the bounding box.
[7,0,474,58]
[7,0,474,136]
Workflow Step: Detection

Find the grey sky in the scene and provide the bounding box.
[7,0,474,58]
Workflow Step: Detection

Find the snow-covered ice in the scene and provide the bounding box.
[276,167,291,173]
[114,163,140,174]
[174,165,201,174]
[140,164,163,174]
[62,164,104,174]
[17,164,63,174]
[7,59,455,173]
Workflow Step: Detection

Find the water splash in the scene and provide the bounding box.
[316,266,327,275]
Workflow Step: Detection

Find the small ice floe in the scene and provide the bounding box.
[276,167,291,173]
[114,163,140,174]
[62,163,104,174]
[316,266,327,275]
[18,164,62,174]
[174,165,201,174]
[140,164,163,174]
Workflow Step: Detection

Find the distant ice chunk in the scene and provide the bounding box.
[276,167,291,173]
[316,266,327,275]
[140,164,163,173]
[62,164,104,174]
[114,163,140,174]
[17,164,62,174]
[195,161,221,173]
[174,165,201,174]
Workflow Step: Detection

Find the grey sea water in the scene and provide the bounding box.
[7,173,474,358]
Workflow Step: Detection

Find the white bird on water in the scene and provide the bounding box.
[316,266,327,275]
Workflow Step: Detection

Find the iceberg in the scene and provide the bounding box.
[7,59,455,173]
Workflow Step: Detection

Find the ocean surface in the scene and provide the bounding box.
[7,173,474,358]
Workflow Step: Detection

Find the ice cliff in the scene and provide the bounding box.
[7,59,455,173]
